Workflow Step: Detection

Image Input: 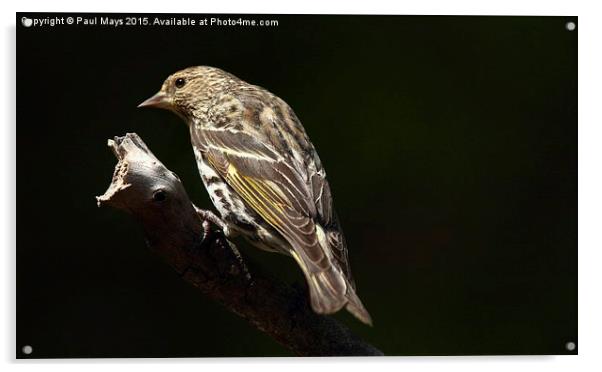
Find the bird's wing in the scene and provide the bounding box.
[199,125,332,271]
[196,90,356,312]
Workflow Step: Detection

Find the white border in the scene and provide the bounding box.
[3,1,601,371]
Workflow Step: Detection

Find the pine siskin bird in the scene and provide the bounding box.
[138,66,372,325]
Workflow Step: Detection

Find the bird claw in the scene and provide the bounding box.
[194,205,229,236]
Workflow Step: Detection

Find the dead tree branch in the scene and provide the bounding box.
[96,133,383,357]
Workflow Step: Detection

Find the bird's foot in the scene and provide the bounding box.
[194,205,230,236]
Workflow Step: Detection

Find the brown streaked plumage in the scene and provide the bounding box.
[139,66,372,325]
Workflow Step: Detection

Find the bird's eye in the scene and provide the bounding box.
[175,78,186,89]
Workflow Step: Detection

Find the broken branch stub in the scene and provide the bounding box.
[96,133,203,272]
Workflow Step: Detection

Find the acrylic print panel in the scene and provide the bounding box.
[16,13,577,358]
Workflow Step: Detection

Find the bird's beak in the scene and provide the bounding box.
[137,91,172,109]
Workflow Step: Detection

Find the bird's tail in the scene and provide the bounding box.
[291,252,373,326]
[344,286,373,326]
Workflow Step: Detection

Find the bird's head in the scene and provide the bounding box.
[138,66,238,121]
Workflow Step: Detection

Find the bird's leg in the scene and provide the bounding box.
[194,205,231,237]
[201,220,212,244]
[194,206,250,280]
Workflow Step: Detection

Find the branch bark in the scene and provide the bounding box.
[96,133,383,357]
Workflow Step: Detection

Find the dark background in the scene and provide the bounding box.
[17,14,577,357]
